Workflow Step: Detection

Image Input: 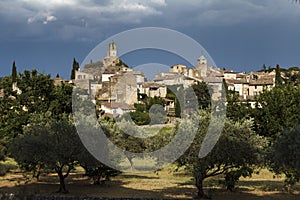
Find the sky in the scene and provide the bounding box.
[1,0,300,79]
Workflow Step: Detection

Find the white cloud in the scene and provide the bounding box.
[27,12,57,24]
[17,0,164,26]
[43,15,57,24]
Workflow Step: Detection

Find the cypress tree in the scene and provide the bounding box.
[262,64,267,72]
[275,64,282,86]
[71,58,80,80]
[12,61,17,82]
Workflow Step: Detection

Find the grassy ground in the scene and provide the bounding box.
[1,166,300,199]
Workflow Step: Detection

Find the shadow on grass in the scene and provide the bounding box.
[118,174,159,180]
[237,179,300,192]
[1,173,300,200]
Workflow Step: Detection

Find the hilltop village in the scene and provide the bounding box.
[66,42,280,117]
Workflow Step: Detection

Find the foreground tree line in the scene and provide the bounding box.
[1,64,300,198]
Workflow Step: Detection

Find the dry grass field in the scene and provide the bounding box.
[1,166,300,199]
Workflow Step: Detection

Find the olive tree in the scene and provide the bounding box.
[177,111,266,198]
[268,126,300,192]
[10,114,82,193]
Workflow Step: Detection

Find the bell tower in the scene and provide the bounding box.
[197,52,207,77]
[109,41,117,57]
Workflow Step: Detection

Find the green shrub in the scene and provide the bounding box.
[0,158,18,176]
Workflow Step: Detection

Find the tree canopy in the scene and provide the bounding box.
[0,70,73,153]
[268,126,300,192]
[253,83,300,139]
[177,111,266,198]
[10,114,82,193]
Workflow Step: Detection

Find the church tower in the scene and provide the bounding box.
[103,42,119,67]
[109,42,117,57]
[197,54,207,78]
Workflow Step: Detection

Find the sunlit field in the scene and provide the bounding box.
[1,162,300,199]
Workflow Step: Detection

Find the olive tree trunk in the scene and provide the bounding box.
[56,164,72,193]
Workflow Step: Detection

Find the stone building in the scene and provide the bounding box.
[74,42,135,99]
[139,82,167,98]
[100,102,135,117]
[224,71,275,99]
[197,55,208,78]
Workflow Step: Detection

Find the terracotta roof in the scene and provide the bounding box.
[236,73,246,78]
[126,71,145,76]
[153,72,182,81]
[225,79,248,85]
[163,98,174,102]
[223,70,237,74]
[204,76,223,83]
[142,82,162,88]
[101,102,135,110]
[103,68,117,74]
[251,71,267,75]
[249,75,275,85]
[234,79,248,84]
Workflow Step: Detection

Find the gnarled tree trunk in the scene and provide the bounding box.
[58,172,67,193]
[195,173,212,199]
[55,164,72,193]
[195,175,205,198]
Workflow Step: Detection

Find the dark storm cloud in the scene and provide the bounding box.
[1,0,299,41]
[0,0,300,77]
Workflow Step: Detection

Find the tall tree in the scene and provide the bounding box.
[262,64,267,72]
[70,58,80,80]
[275,64,283,86]
[11,61,17,82]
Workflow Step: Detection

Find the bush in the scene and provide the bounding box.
[0,158,18,176]
[129,111,150,125]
